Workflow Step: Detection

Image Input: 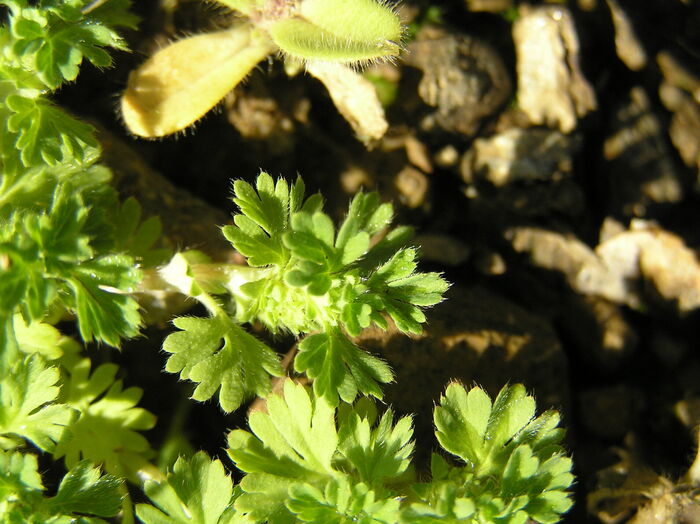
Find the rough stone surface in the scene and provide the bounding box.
[305,61,389,144]
[461,127,575,187]
[405,26,511,137]
[604,87,684,216]
[658,52,700,178]
[606,0,647,71]
[513,5,596,132]
[509,221,700,312]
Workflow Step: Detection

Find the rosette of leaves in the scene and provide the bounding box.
[120,0,403,139]
[406,383,575,523]
[159,172,448,411]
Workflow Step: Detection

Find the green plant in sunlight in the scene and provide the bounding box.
[1,1,575,522]
[0,0,164,520]
[133,380,574,523]
[159,172,448,411]
[120,0,404,139]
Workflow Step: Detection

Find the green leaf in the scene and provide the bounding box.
[53,359,156,478]
[66,255,142,347]
[163,315,282,413]
[0,451,122,523]
[295,329,393,406]
[0,449,44,498]
[287,477,400,524]
[228,381,415,523]
[402,481,476,523]
[223,174,307,267]
[0,355,75,452]
[227,380,337,522]
[14,314,79,360]
[362,248,449,334]
[6,95,98,168]
[113,197,171,267]
[229,380,338,476]
[136,452,236,524]
[45,460,123,518]
[337,408,413,485]
[9,0,133,89]
[423,383,574,524]
[1,183,143,347]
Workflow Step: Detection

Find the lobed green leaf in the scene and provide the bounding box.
[136,452,236,524]
[0,450,122,523]
[295,329,393,406]
[419,383,574,523]
[0,355,75,452]
[228,380,414,523]
[163,315,283,413]
[54,358,156,478]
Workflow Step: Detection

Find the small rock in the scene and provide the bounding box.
[461,127,575,186]
[305,61,389,144]
[603,87,684,216]
[433,144,459,168]
[606,0,647,71]
[513,5,597,132]
[658,52,700,179]
[394,166,429,209]
[405,27,511,137]
[509,221,700,312]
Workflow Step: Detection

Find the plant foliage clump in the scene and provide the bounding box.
[161,172,449,411]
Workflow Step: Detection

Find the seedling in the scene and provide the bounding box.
[158,172,449,410]
[121,0,403,140]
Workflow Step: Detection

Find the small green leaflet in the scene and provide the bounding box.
[0,451,122,523]
[337,406,413,485]
[0,451,44,523]
[0,184,143,347]
[1,0,136,173]
[361,248,449,335]
[53,358,156,478]
[113,197,171,268]
[410,383,574,524]
[295,329,393,406]
[136,452,237,524]
[6,0,135,89]
[0,355,75,452]
[14,314,80,360]
[222,173,305,268]
[6,95,98,169]
[287,477,400,524]
[163,315,283,413]
[227,380,413,523]
[44,459,123,520]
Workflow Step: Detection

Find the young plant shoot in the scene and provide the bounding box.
[159,172,449,410]
[121,0,403,140]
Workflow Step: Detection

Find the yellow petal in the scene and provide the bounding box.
[121,26,273,138]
